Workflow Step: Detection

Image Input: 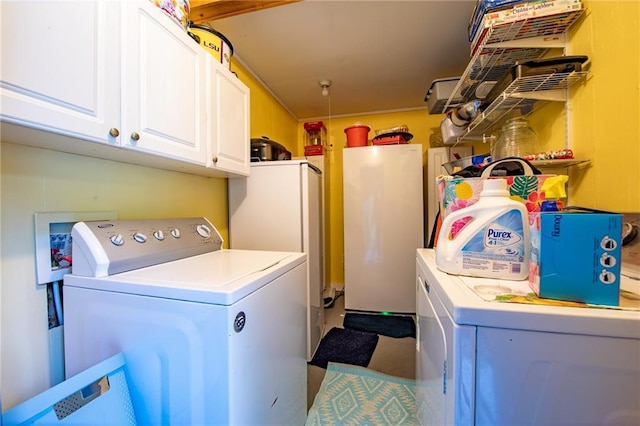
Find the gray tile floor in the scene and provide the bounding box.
[307,294,416,410]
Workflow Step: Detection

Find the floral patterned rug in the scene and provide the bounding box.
[306,362,417,426]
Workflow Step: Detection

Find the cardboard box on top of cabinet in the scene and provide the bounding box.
[529,209,623,306]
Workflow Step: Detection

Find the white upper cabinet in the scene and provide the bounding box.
[121,1,207,165]
[0,1,120,145]
[0,0,250,177]
[208,60,250,176]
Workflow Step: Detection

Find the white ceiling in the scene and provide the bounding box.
[208,0,477,119]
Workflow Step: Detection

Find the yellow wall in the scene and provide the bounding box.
[232,61,299,151]
[565,0,640,209]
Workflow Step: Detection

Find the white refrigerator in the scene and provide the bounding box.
[228,160,325,360]
[343,144,424,313]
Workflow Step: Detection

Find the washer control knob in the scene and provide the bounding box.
[196,224,211,238]
[110,234,125,246]
[171,228,181,239]
[153,230,165,241]
[133,232,147,243]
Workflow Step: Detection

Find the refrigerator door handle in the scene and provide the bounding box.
[306,163,322,174]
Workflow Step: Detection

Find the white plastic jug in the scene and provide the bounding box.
[436,178,529,280]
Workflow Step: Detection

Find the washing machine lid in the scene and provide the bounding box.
[417,249,640,339]
[65,249,306,305]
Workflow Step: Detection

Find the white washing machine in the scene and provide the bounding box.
[63,217,307,426]
[416,248,640,426]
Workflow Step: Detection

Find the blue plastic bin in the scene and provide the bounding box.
[3,353,136,425]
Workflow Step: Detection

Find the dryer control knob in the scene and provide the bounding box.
[110,234,124,246]
[154,230,165,241]
[133,232,147,243]
[171,228,181,239]
[196,224,211,238]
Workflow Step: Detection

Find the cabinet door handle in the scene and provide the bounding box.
[109,128,120,137]
[424,279,430,293]
[130,132,140,141]
[212,156,218,163]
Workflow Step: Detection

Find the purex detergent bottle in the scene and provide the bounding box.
[436,178,529,280]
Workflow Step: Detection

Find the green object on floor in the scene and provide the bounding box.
[306,362,417,426]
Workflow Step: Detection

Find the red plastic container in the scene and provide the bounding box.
[344,124,370,147]
[304,145,324,156]
[371,135,408,145]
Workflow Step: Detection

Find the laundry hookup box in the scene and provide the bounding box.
[529,208,623,306]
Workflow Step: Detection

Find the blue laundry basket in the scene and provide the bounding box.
[3,353,137,425]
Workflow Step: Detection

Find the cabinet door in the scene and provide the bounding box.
[207,61,250,176]
[121,0,207,164]
[0,1,120,145]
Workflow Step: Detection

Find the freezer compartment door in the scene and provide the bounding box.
[229,163,303,252]
[343,145,424,313]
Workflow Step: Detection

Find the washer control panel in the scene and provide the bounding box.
[71,217,223,277]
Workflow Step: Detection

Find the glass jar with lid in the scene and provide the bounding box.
[491,117,539,160]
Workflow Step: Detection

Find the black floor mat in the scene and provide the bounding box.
[343,313,416,338]
[308,327,379,369]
